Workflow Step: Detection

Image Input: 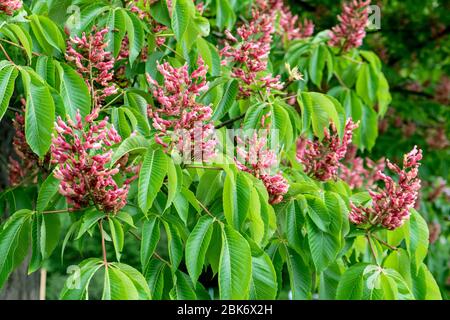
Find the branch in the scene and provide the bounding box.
[391,86,434,99]
[215,113,245,129]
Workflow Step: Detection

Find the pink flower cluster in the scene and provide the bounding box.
[296,119,359,181]
[349,146,423,230]
[338,145,385,189]
[51,108,137,213]
[329,0,371,52]
[65,27,117,106]
[235,114,289,204]
[220,8,283,97]
[0,0,22,15]
[255,0,314,41]
[146,57,216,162]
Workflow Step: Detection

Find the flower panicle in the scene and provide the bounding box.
[296,118,359,181]
[0,0,22,15]
[65,26,118,106]
[220,5,283,97]
[329,0,371,52]
[51,108,137,213]
[146,57,216,161]
[349,146,423,230]
[235,113,289,204]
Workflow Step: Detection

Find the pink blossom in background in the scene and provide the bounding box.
[0,0,22,15]
[127,0,168,48]
[235,114,289,204]
[435,75,450,105]
[117,36,130,61]
[338,145,385,189]
[51,109,138,213]
[146,57,217,162]
[220,7,283,97]
[349,146,423,230]
[296,119,359,181]
[329,0,371,52]
[255,0,315,41]
[426,127,449,150]
[65,27,118,107]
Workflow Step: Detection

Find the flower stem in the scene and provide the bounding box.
[99,219,108,267]
[366,233,379,265]
[215,113,245,129]
[371,233,398,251]
[0,42,15,65]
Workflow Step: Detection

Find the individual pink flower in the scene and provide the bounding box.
[220,8,283,97]
[146,57,216,162]
[51,108,137,213]
[349,146,423,230]
[65,27,117,107]
[235,114,289,204]
[296,119,359,181]
[0,0,22,15]
[329,0,371,52]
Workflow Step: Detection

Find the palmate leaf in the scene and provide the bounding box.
[171,0,195,40]
[404,209,429,274]
[249,251,278,300]
[60,258,104,300]
[140,216,160,274]
[0,210,32,289]
[223,171,251,230]
[36,171,60,213]
[124,10,145,66]
[0,63,18,122]
[185,216,214,286]
[284,246,312,300]
[218,225,252,299]
[55,62,91,120]
[107,263,151,300]
[138,148,168,214]
[336,263,368,300]
[306,216,340,273]
[21,68,55,158]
